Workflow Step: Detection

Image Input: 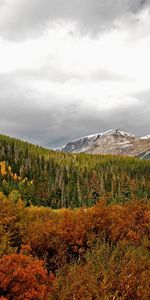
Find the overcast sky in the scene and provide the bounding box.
[0,0,150,148]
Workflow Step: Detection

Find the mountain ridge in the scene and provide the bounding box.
[58,129,150,159]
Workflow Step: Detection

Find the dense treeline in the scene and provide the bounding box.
[0,192,150,299]
[0,134,150,208]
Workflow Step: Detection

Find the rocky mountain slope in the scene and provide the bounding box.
[59,129,150,158]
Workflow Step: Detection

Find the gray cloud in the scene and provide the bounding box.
[0,72,150,148]
[0,1,150,148]
[0,0,149,40]
[11,67,127,84]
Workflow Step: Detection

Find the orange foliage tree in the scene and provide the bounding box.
[0,254,55,300]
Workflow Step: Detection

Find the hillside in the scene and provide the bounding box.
[0,133,150,208]
[0,134,150,300]
[59,129,150,158]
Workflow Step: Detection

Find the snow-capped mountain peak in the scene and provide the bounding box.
[58,129,137,154]
[57,129,150,158]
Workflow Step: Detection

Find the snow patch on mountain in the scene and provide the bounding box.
[141,135,150,140]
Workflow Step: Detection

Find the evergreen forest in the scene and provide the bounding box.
[0,134,150,208]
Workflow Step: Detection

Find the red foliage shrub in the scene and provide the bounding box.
[0,254,55,300]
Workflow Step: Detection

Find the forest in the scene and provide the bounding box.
[0,134,150,208]
[0,134,150,299]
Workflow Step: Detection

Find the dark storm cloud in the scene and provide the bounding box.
[0,0,149,40]
[0,73,58,144]
[0,71,150,147]
[55,94,150,146]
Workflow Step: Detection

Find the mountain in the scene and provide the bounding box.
[59,129,150,158]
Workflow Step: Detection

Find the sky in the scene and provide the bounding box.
[0,0,150,148]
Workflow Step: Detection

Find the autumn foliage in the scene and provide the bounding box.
[0,254,54,300]
[0,192,150,299]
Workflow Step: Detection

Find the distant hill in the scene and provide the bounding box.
[58,129,150,158]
